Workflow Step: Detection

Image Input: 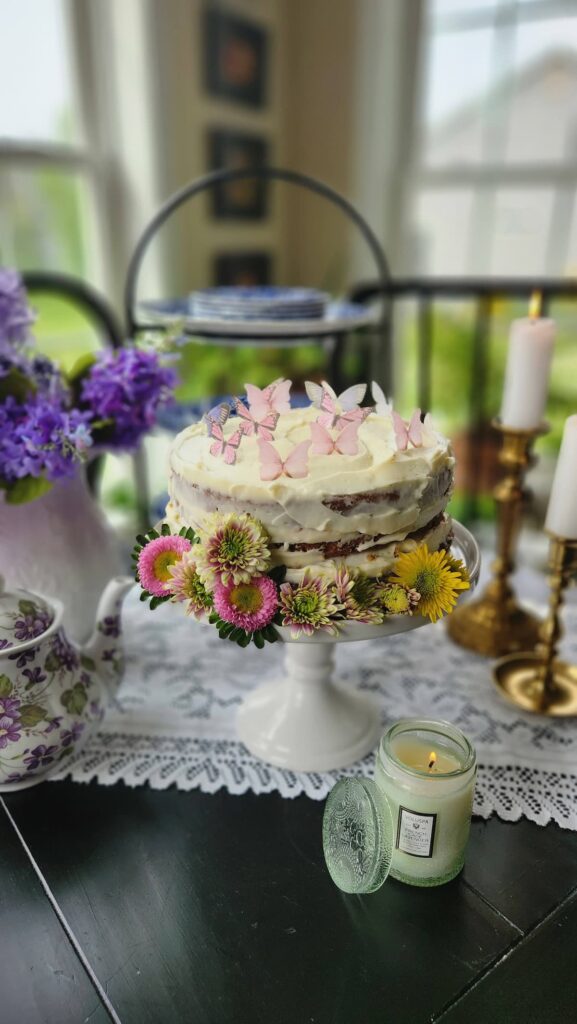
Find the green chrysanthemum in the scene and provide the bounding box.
[279,572,343,638]
[377,582,420,616]
[167,552,213,619]
[196,512,271,585]
[332,565,384,624]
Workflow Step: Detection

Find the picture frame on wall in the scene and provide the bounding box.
[208,129,269,219]
[203,7,268,109]
[214,252,272,287]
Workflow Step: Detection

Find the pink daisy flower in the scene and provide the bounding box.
[137,535,192,597]
[213,575,278,633]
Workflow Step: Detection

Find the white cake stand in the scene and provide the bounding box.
[237,521,481,772]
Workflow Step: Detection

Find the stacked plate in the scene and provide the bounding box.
[189,287,329,321]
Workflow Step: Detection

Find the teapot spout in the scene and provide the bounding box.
[84,576,135,693]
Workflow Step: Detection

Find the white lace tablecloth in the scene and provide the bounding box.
[54,579,577,830]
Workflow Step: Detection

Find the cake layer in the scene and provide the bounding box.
[166,404,455,579]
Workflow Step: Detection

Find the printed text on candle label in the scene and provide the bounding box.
[396,807,437,858]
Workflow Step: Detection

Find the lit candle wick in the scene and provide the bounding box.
[528,290,542,320]
[428,751,437,771]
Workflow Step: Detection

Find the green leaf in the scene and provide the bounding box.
[0,366,36,402]
[139,591,150,602]
[237,632,251,648]
[262,625,278,643]
[148,529,159,540]
[66,352,97,384]
[136,534,148,548]
[80,655,96,671]
[4,475,53,505]
[19,703,47,727]
[0,674,13,697]
[60,683,87,715]
[44,650,61,673]
[18,599,38,617]
[208,612,220,625]
[58,746,74,759]
[161,523,171,535]
[252,632,265,649]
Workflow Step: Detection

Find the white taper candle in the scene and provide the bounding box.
[545,415,577,540]
[500,316,555,430]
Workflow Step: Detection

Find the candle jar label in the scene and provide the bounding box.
[396,806,437,858]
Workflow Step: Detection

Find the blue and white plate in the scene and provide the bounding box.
[137,297,378,341]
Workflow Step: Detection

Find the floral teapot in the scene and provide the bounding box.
[0,574,134,791]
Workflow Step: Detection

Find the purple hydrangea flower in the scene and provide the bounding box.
[61,721,85,746]
[0,393,93,485]
[0,268,35,352]
[80,347,177,450]
[23,743,58,770]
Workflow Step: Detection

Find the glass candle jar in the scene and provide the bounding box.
[374,719,477,887]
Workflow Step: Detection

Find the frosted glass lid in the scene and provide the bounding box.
[0,576,54,650]
[322,777,393,894]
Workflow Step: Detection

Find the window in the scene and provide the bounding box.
[0,0,103,283]
[412,0,577,276]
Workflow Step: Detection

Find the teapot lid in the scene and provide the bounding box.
[0,575,55,650]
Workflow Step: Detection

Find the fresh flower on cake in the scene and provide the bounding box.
[134,512,470,647]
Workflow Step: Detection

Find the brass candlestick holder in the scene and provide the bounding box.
[447,419,548,657]
[493,534,577,715]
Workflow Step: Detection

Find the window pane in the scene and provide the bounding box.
[412,188,474,273]
[0,166,93,276]
[422,27,494,165]
[505,17,577,163]
[489,188,555,276]
[0,0,79,143]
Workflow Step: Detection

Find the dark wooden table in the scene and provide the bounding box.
[2,782,576,1024]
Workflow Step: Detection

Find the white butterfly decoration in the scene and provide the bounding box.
[370,381,394,418]
[305,380,367,429]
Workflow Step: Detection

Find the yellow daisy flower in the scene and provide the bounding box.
[390,545,469,623]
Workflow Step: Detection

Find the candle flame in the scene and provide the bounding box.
[529,291,542,319]
[428,751,437,771]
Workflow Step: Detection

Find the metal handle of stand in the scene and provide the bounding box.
[123,165,392,386]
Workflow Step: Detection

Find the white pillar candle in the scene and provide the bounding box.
[374,719,476,886]
[545,415,577,539]
[500,310,555,430]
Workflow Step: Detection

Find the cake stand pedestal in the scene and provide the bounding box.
[238,521,480,772]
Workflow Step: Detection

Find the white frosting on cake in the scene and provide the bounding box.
[166,406,455,579]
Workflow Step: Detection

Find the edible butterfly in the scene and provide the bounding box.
[305,380,367,429]
[371,380,393,418]
[310,420,361,457]
[207,421,244,464]
[245,378,292,419]
[203,401,230,433]
[234,398,279,440]
[392,410,423,451]
[257,439,310,481]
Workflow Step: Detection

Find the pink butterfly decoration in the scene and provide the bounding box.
[245,378,292,418]
[392,410,424,451]
[258,439,310,481]
[305,380,367,429]
[208,422,244,464]
[234,398,279,441]
[310,420,361,457]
